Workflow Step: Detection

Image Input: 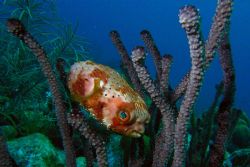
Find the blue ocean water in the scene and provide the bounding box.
[57,0,250,117]
[1,1,249,166]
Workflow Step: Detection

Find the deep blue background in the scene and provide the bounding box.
[57,0,250,117]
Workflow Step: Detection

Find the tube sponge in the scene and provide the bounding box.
[172,6,204,167]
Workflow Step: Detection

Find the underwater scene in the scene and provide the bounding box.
[0,0,249,167]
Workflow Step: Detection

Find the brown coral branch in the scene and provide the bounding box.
[160,54,173,97]
[205,0,233,68]
[170,0,233,103]
[67,113,108,167]
[131,46,175,167]
[56,58,68,89]
[140,30,162,82]
[208,24,235,167]
[84,142,95,167]
[6,18,76,167]
[171,72,190,103]
[109,31,144,98]
[172,6,204,167]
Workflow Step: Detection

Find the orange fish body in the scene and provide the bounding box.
[68,61,150,137]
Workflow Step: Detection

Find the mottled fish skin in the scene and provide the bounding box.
[68,61,150,137]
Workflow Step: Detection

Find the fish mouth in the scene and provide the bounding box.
[110,127,143,138]
[129,131,143,138]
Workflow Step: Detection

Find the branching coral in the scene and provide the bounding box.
[208,22,236,167]
[160,55,173,97]
[1,0,238,166]
[130,47,175,167]
[140,30,163,82]
[172,6,205,167]
[6,19,76,167]
[171,0,233,103]
[67,112,108,167]
[109,0,234,167]
[109,31,144,98]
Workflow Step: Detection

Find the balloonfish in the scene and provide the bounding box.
[68,61,150,137]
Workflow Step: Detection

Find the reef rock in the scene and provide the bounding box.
[7,133,86,167]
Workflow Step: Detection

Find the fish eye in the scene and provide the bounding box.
[119,111,127,119]
[119,111,129,121]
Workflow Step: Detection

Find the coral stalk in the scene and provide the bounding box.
[208,24,235,167]
[109,31,144,98]
[171,73,189,103]
[172,6,204,167]
[6,18,76,167]
[56,58,68,89]
[140,30,162,82]
[131,47,175,167]
[205,0,233,68]
[67,112,108,167]
[160,54,173,97]
[171,0,233,103]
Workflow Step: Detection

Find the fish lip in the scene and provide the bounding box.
[129,130,143,138]
[110,127,143,138]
